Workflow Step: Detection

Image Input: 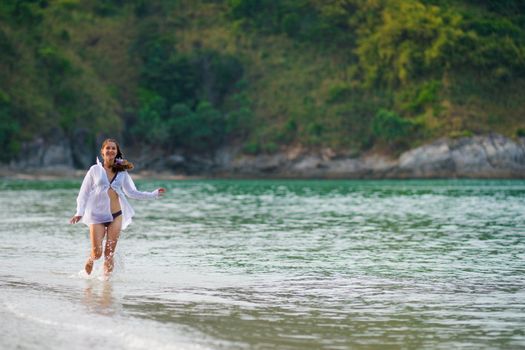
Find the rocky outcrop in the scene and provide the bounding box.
[6,127,101,172]
[3,133,525,178]
[218,151,397,178]
[12,136,74,170]
[208,134,525,178]
[397,134,525,178]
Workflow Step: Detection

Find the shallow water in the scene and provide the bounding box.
[0,179,524,349]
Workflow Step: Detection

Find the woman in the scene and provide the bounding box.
[70,139,165,277]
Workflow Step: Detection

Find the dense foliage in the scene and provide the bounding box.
[130,26,247,152]
[1,0,524,163]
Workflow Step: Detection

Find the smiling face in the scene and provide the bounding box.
[101,140,119,164]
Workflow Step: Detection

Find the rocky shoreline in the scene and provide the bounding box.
[2,134,524,179]
[217,133,525,178]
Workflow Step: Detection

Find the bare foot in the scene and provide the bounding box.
[104,259,114,276]
[85,258,94,275]
[102,265,111,281]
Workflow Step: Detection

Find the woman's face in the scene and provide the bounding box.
[101,141,118,162]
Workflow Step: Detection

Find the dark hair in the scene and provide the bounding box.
[100,138,134,171]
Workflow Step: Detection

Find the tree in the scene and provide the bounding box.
[356,0,464,86]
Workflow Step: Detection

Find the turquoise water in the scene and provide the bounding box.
[0,179,524,349]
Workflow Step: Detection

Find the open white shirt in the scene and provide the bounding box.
[75,158,159,230]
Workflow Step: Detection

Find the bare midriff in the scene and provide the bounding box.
[105,168,121,213]
[108,187,121,213]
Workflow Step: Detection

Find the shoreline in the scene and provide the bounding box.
[3,133,525,181]
[0,168,197,181]
[1,167,524,181]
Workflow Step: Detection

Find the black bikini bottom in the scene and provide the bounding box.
[103,210,122,227]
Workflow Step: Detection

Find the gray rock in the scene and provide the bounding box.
[361,155,397,172]
[166,154,186,167]
[13,137,45,168]
[13,136,73,170]
[398,134,525,178]
[185,154,216,174]
[232,154,287,174]
[42,142,73,167]
[481,134,525,170]
[214,146,238,169]
[224,134,525,178]
[291,156,323,172]
[399,139,454,176]
[450,139,489,174]
[322,158,363,177]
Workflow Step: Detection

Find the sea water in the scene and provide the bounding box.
[0,179,524,349]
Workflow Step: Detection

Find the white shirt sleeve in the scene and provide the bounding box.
[75,168,94,216]
[122,172,159,200]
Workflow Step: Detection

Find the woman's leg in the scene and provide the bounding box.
[104,216,122,276]
[86,224,105,274]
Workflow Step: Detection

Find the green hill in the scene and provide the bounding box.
[1,0,525,164]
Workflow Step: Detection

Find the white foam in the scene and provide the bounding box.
[68,252,126,281]
[1,289,217,350]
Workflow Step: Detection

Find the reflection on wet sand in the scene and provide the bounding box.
[83,281,116,316]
